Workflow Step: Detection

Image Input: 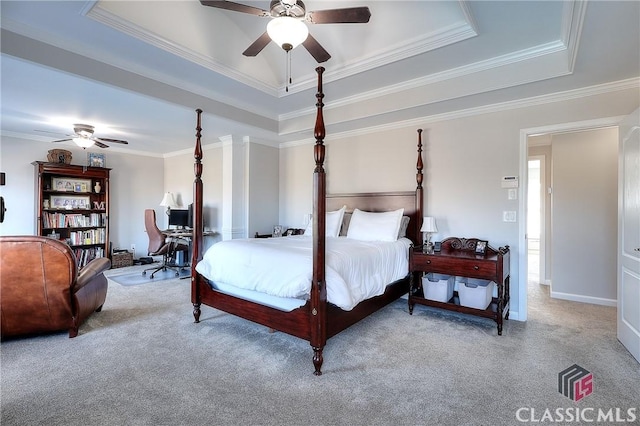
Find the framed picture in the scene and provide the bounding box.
[273,225,284,237]
[52,177,91,193]
[50,195,90,210]
[88,152,106,168]
[475,240,488,255]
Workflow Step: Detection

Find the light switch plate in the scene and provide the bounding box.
[503,211,517,222]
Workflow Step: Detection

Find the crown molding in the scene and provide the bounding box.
[86,4,279,98]
[280,40,568,123]
[279,77,640,148]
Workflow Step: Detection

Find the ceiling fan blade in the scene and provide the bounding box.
[243,31,272,57]
[52,138,72,143]
[302,34,331,63]
[306,7,371,24]
[199,1,270,17]
[96,138,129,145]
[94,141,110,149]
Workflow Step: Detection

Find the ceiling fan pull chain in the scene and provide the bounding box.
[286,50,291,92]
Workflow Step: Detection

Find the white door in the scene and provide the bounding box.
[618,108,640,363]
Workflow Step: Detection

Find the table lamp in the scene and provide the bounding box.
[420,217,438,252]
[159,192,178,216]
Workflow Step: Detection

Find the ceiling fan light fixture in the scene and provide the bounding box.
[267,16,308,51]
[73,136,95,148]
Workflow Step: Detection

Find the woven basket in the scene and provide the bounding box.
[111,251,133,269]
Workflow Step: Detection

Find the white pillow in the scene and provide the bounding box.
[346,208,405,242]
[303,205,346,238]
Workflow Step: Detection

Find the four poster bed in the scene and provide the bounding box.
[189,67,424,375]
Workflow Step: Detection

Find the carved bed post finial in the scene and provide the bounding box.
[311,66,327,375]
[192,108,203,323]
[416,129,423,189]
[314,66,326,173]
[415,129,424,244]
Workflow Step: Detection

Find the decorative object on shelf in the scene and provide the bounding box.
[52,177,90,193]
[159,192,178,216]
[93,201,106,210]
[420,216,438,252]
[47,149,72,164]
[474,240,488,255]
[87,152,106,168]
[50,195,90,210]
[94,181,101,193]
[43,199,50,209]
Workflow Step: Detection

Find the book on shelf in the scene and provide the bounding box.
[43,212,106,229]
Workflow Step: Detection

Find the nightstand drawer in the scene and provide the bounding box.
[411,254,448,271]
[411,254,497,280]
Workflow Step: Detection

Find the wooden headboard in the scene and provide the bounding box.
[326,191,421,245]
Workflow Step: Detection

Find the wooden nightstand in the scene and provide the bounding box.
[409,237,510,335]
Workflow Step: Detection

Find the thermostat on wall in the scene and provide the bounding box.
[501,176,519,188]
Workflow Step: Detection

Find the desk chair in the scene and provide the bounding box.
[142,209,189,279]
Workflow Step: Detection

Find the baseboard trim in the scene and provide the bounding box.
[550,291,616,307]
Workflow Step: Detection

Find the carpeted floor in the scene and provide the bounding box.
[106,264,190,286]
[1,267,638,425]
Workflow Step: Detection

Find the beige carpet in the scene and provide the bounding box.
[1,266,638,425]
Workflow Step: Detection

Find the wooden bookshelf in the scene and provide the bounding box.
[32,161,110,269]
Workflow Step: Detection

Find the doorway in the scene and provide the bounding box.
[527,157,544,286]
[518,117,622,321]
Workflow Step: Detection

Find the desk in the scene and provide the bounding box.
[162,229,215,239]
[161,229,215,267]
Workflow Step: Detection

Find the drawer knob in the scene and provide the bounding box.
[426,260,431,264]
[474,265,480,270]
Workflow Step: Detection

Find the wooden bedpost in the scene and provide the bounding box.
[415,129,424,242]
[311,66,327,375]
[192,108,203,323]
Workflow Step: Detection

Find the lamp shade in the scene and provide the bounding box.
[73,137,95,148]
[420,217,438,233]
[159,192,178,209]
[267,16,309,51]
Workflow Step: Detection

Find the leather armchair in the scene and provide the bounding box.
[0,236,111,339]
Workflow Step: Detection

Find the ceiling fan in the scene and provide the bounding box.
[200,0,371,63]
[49,124,129,149]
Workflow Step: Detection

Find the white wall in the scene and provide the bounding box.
[164,144,224,250]
[0,137,164,258]
[279,87,640,320]
[247,142,279,236]
[551,128,619,304]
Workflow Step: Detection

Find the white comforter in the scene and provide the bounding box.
[195,235,411,311]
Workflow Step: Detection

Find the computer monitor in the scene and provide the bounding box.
[168,209,189,228]
[187,203,194,229]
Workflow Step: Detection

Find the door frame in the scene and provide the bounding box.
[518,116,625,321]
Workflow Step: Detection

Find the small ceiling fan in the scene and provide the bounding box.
[49,124,129,149]
[200,0,371,63]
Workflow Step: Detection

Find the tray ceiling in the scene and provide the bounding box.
[1,1,638,154]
